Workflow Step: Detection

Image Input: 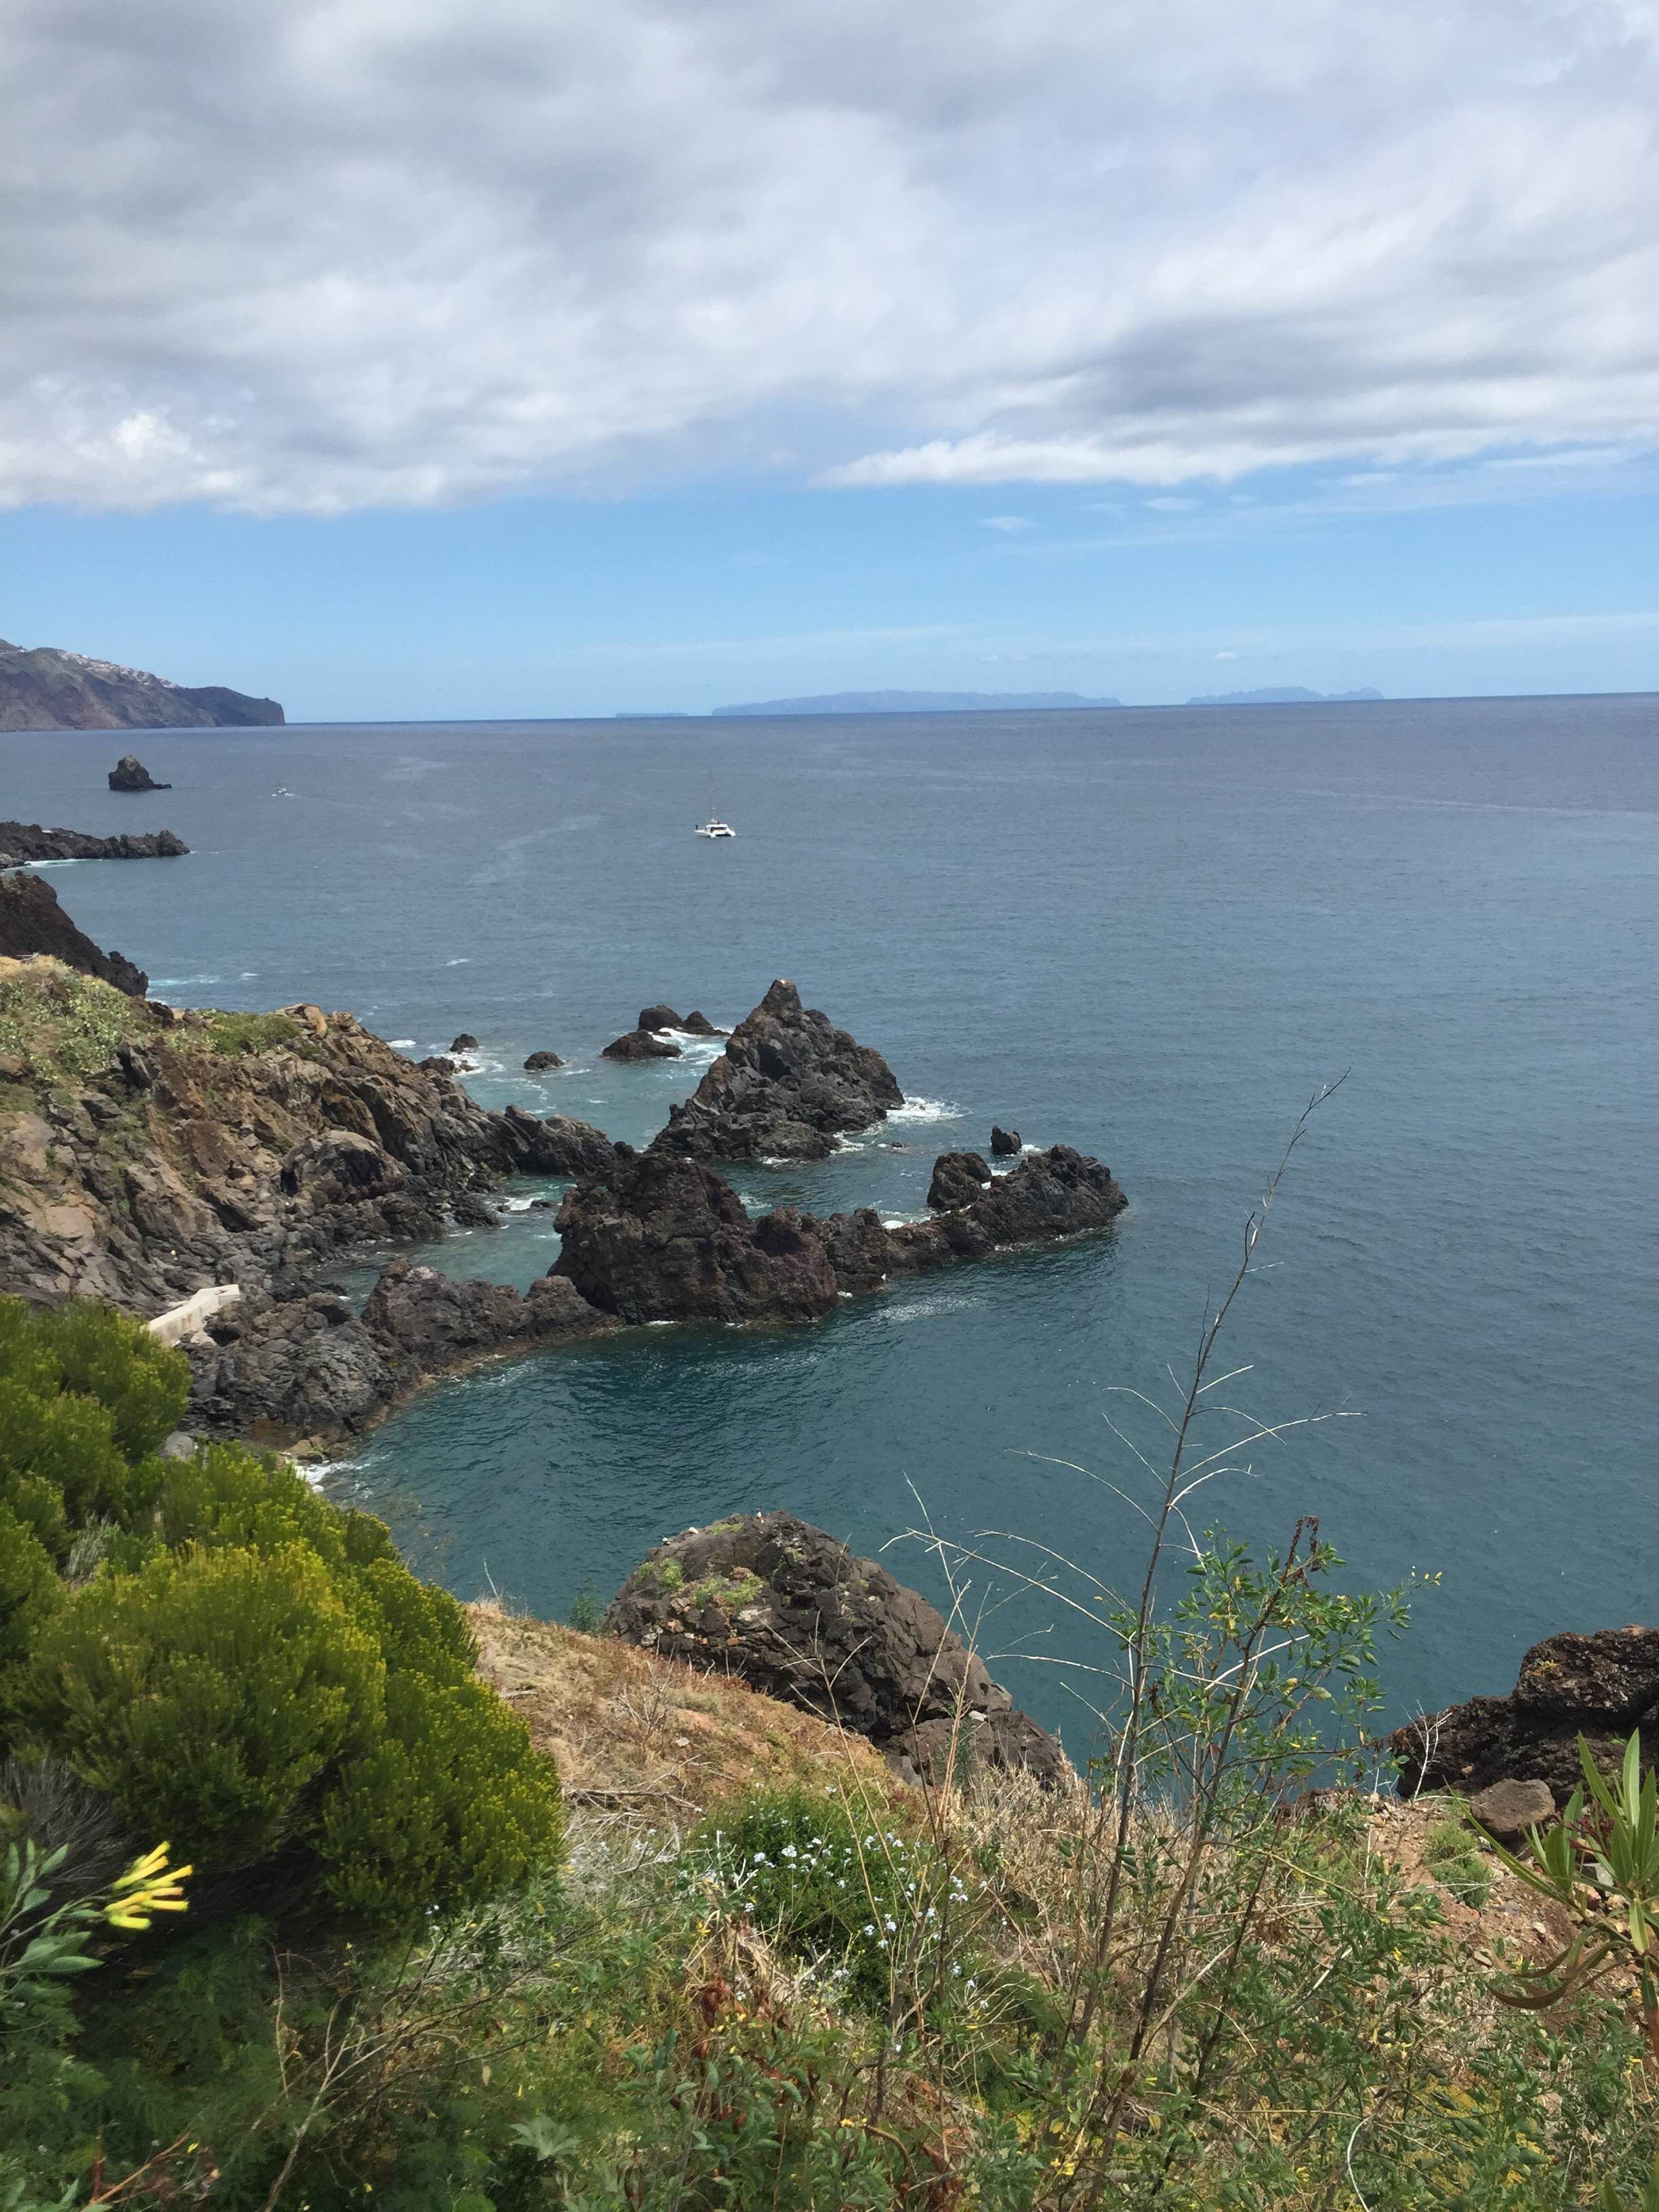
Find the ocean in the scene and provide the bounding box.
[5,693,1656,1748]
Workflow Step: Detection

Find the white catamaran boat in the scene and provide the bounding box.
[695,817,735,838]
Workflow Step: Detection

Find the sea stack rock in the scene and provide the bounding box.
[108,754,169,792]
[990,1125,1021,1156]
[681,1011,725,1037]
[606,1511,1066,1786]
[552,1149,838,1324]
[638,1004,682,1032]
[1391,1626,1659,1801]
[602,1027,681,1061]
[651,978,903,1162]
[523,1049,563,1071]
[449,1033,478,1054]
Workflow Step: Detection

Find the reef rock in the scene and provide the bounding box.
[450,1033,478,1053]
[0,874,148,995]
[926,1151,993,1210]
[651,979,903,1162]
[0,821,188,863]
[638,1004,682,1032]
[1391,1626,1659,1801]
[524,1049,563,1071]
[990,1125,1021,1156]
[362,1257,610,1369]
[602,1027,681,1061]
[606,1511,1067,1786]
[681,1011,724,1036]
[108,754,169,792]
[553,1148,838,1324]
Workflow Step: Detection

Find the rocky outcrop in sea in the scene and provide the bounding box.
[652,978,903,1160]
[605,1511,1066,1786]
[0,821,189,864]
[108,755,169,792]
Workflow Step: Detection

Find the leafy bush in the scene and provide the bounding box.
[201,1010,303,1058]
[1423,1804,1495,1906]
[0,1296,563,1921]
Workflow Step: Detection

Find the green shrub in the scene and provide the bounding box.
[0,1296,563,1922]
[202,1010,303,1059]
[1423,1805,1494,1907]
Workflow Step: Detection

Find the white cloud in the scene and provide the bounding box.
[1,0,1656,511]
[980,514,1033,531]
[1214,650,1240,661]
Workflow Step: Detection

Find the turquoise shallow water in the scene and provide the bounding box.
[4,695,1656,1747]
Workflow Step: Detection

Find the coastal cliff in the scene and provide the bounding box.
[0,636,284,730]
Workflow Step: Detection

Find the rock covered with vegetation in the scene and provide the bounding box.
[605,1511,1066,1785]
[0,958,611,1313]
[651,977,904,1160]
[0,878,149,995]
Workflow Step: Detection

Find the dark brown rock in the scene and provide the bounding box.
[926,1151,993,1210]
[638,1004,682,1031]
[108,754,169,792]
[361,1256,610,1368]
[990,1125,1021,1155]
[602,1027,681,1061]
[681,1010,726,1036]
[605,1511,1065,1786]
[524,1049,563,1071]
[651,979,903,1161]
[552,1149,838,1324]
[1391,1626,1659,1800]
[450,1033,479,1053]
[0,872,148,995]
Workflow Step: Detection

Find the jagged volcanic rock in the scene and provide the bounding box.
[651,979,903,1162]
[605,1511,1067,1786]
[524,1049,563,1071]
[362,1258,611,1368]
[450,1033,478,1052]
[108,755,169,792]
[1391,1626,1659,1801]
[990,1124,1021,1155]
[817,1145,1127,1294]
[0,875,148,995]
[681,1011,724,1036]
[638,1003,682,1031]
[602,1027,681,1060]
[0,821,188,862]
[552,1147,839,1324]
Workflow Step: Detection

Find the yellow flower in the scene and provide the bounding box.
[104,1842,191,1931]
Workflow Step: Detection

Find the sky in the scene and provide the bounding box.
[2,0,1657,718]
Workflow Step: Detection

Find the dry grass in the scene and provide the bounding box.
[466,1600,899,1866]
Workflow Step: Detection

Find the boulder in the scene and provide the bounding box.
[450,1033,479,1053]
[990,1125,1021,1156]
[184,1289,411,1441]
[605,1511,1066,1786]
[493,1108,615,1180]
[524,1049,563,1071]
[450,1189,499,1228]
[602,1027,681,1061]
[1469,1778,1557,1841]
[419,1055,458,1075]
[638,1004,682,1031]
[651,979,904,1162]
[681,1011,726,1037]
[552,1148,838,1324]
[362,1256,611,1369]
[108,754,169,792]
[1391,1626,1659,1800]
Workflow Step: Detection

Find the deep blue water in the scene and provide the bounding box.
[4,696,1656,1746]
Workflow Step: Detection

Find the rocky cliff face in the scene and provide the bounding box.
[606,1511,1067,1786]
[0,960,613,1314]
[0,876,148,995]
[652,979,903,1160]
[1391,1627,1659,1803]
[0,638,284,731]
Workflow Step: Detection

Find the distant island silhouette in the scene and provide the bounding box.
[712,689,1124,716]
[1187,686,1384,705]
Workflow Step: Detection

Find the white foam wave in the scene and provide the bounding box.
[886,1097,964,1126]
[388,1038,416,1050]
[880,1291,982,1324]
[499,1195,535,1212]
[149,974,222,989]
[445,957,470,966]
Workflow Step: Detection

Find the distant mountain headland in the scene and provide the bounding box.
[0,637,285,732]
[713,689,1124,716]
[1187,686,1384,706]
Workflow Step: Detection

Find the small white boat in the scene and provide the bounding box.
[695,819,735,839]
[272,785,293,797]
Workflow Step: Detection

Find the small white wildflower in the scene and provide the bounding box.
[884,1915,897,1932]
[864,1923,876,1936]
[781,1844,797,1860]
